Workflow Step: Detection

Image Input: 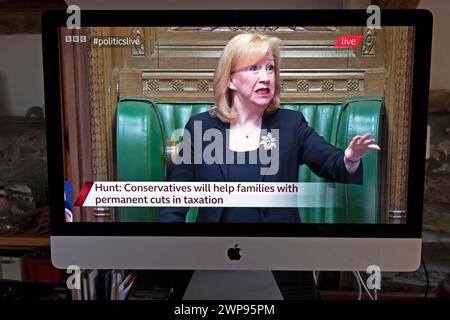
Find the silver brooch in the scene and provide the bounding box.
[260,132,277,150]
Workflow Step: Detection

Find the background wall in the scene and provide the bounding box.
[0,34,44,116]
[65,0,344,10]
[419,0,450,90]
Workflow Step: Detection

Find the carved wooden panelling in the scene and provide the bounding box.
[88,27,108,182]
[115,26,380,99]
[385,26,414,223]
[140,68,365,101]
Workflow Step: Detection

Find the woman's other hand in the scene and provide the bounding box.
[344,132,381,173]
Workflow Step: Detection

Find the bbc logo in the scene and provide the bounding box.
[65,35,87,43]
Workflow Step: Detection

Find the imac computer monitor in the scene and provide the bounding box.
[44,10,432,271]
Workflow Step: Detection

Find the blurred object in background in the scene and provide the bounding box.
[0,184,36,233]
[25,106,45,119]
[15,206,50,234]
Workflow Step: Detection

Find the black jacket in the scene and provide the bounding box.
[160,108,362,223]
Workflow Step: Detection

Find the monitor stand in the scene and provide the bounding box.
[182,270,283,300]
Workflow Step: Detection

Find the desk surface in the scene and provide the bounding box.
[0,233,50,247]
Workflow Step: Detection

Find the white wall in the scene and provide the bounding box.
[419,0,450,90]
[0,34,44,116]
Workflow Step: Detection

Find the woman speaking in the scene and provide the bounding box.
[160,32,380,224]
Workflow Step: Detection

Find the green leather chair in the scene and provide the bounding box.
[116,97,383,223]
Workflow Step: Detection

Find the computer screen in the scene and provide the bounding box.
[44,10,432,271]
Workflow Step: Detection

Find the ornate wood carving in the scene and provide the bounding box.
[197,79,210,92]
[385,26,414,223]
[362,28,377,56]
[140,69,364,101]
[168,26,339,32]
[347,79,359,91]
[145,79,160,92]
[88,27,108,182]
[296,80,310,92]
[131,27,145,56]
[321,80,335,92]
[172,79,185,92]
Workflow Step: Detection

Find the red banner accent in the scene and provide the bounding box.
[74,181,94,207]
[335,35,363,48]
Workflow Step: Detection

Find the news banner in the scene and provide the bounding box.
[73,181,342,208]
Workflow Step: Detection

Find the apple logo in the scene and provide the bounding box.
[227,244,241,261]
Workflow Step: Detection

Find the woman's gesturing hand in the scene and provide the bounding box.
[344,132,381,163]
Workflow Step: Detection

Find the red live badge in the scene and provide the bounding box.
[335,35,363,48]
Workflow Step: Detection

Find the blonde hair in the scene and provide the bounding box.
[211,33,281,123]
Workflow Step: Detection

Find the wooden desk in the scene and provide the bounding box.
[0,233,50,248]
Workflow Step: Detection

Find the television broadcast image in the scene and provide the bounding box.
[1,0,449,308]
